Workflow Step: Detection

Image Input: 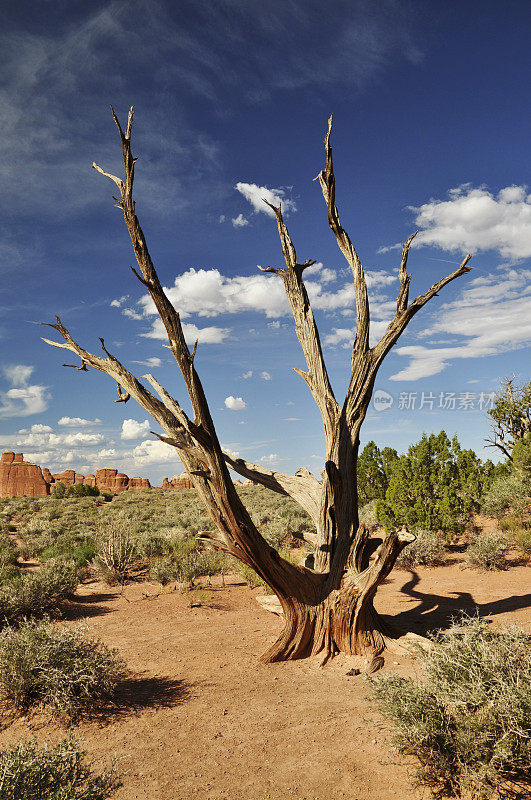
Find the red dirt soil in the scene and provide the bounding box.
[0,553,529,800]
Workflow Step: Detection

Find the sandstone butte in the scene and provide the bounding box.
[0,452,198,498]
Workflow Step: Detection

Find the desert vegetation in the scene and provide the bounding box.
[372,617,531,799]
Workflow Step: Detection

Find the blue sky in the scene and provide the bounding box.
[1,0,530,484]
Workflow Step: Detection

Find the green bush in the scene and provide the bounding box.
[371,617,531,799]
[0,619,126,720]
[482,474,530,517]
[466,532,508,571]
[0,535,18,568]
[0,735,121,799]
[0,560,78,625]
[396,529,446,569]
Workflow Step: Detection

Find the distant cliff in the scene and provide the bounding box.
[0,452,152,497]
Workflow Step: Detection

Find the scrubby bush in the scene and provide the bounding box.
[0,619,126,720]
[482,471,530,518]
[0,535,18,568]
[92,517,137,584]
[358,500,379,529]
[466,531,508,571]
[371,617,531,799]
[0,735,121,799]
[396,529,446,569]
[0,560,78,625]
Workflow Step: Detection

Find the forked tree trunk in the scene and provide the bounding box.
[43,107,472,671]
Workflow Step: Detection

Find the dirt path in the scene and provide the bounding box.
[0,556,529,800]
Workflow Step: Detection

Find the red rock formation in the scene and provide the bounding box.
[0,452,50,498]
[161,472,194,489]
[1,452,152,496]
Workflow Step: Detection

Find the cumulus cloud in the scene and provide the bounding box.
[138,267,397,325]
[411,184,531,261]
[129,439,179,467]
[232,213,249,228]
[260,371,272,381]
[143,318,230,344]
[235,182,297,217]
[390,267,531,380]
[121,419,150,440]
[224,396,246,411]
[242,370,253,379]
[110,295,129,308]
[58,416,102,427]
[0,365,50,419]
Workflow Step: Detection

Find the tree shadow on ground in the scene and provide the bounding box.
[59,592,118,620]
[93,674,191,724]
[382,571,531,637]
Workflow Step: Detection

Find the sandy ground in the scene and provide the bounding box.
[0,547,529,800]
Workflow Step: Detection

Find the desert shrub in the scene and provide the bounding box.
[359,500,379,529]
[0,735,121,799]
[482,474,530,517]
[0,560,78,625]
[40,536,97,568]
[466,531,508,571]
[92,517,137,584]
[0,619,126,720]
[149,557,178,585]
[371,617,531,799]
[0,535,18,568]
[396,529,446,569]
[50,481,67,499]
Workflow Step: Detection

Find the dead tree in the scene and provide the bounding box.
[42,108,472,669]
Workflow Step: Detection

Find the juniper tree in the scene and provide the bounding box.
[42,108,472,669]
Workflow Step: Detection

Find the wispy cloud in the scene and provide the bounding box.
[390,267,531,380]
[0,365,50,419]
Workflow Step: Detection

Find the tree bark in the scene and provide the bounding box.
[43,107,472,671]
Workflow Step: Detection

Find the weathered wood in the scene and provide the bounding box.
[43,108,472,668]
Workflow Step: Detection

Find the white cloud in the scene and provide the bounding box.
[28,424,53,433]
[129,439,178,467]
[260,453,279,464]
[58,416,102,427]
[138,267,397,325]
[224,396,246,411]
[324,319,391,348]
[268,321,280,329]
[121,419,150,440]
[61,432,105,447]
[143,317,230,344]
[390,267,531,380]
[110,295,129,308]
[411,185,531,261]
[242,370,253,379]
[232,213,249,228]
[130,357,162,368]
[221,445,240,458]
[122,308,143,321]
[3,365,34,387]
[235,182,297,217]
[260,371,272,381]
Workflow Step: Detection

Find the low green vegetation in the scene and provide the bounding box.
[371,617,531,799]
[466,531,509,571]
[0,619,125,720]
[0,560,78,626]
[396,529,446,569]
[0,736,121,799]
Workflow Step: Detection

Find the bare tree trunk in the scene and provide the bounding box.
[43,108,472,670]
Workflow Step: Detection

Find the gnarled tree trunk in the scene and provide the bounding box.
[42,108,471,670]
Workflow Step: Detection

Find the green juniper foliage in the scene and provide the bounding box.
[374,432,494,536]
